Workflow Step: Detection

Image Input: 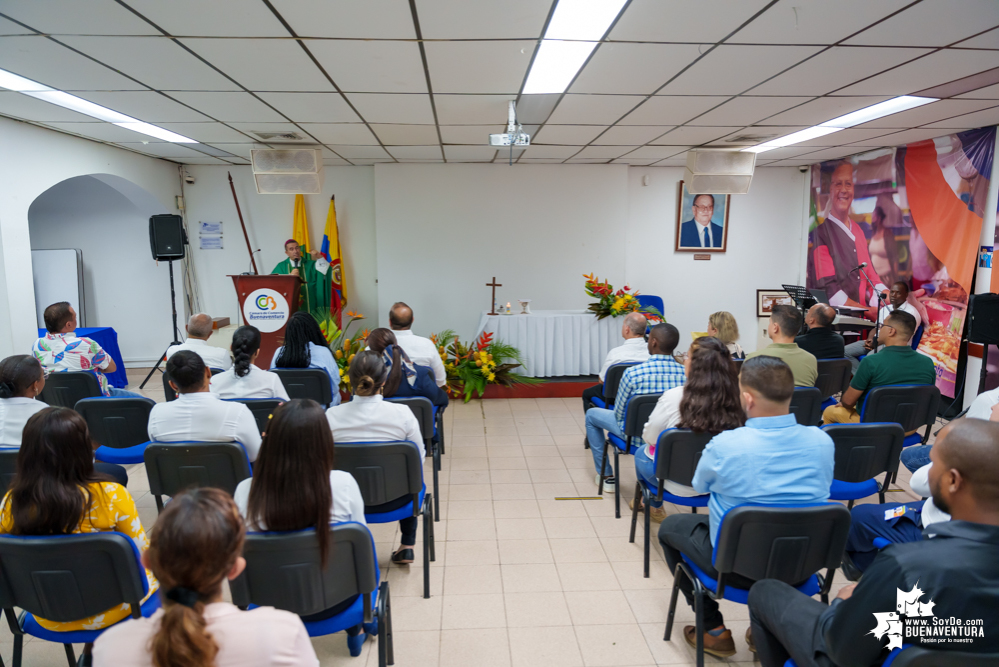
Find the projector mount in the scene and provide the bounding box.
[489,101,530,165]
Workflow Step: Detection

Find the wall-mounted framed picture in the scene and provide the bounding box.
[757,289,794,318]
[675,181,731,253]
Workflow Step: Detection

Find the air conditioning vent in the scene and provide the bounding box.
[251,131,306,142]
[724,134,777,144]
[250,148,324,194]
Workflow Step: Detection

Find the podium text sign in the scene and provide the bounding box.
[229,274,301,366]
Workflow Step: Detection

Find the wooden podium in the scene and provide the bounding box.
[229,274,302,366]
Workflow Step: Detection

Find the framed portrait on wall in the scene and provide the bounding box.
[675,181,730,253]
[756,289,794,318]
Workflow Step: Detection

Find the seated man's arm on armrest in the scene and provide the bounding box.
[840,386,863,410]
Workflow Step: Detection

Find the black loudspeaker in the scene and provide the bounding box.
[149,214,186,260]
[967,293,999,345]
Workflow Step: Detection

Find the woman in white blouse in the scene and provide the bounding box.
[211,326,290,401]
[327,351,422,566]
[0,355,47,446]
[270,312,341,406]
[633,336,745,522]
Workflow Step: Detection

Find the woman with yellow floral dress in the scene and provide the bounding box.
[0,407,157,645]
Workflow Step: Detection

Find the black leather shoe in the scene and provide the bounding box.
[840,552,863,582]
[391,547,415,565]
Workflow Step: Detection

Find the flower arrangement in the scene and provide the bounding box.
[314,309,367,395]
[430,330,543,402]
[583,273,663,321]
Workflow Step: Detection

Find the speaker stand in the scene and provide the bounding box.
[140,259,183,389]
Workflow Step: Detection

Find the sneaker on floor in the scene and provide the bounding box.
[683,625,736,658]
[746,627,756,653]
[595,474,616,492]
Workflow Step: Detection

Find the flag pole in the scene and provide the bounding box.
[228,172,258,274]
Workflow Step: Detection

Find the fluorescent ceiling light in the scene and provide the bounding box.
[523,0,628,95]
[0,67,196,143]
[820,96,937,128]
[742,126,842,153]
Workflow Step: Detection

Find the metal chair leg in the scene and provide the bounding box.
[12,633,22,667]
[63,644,75,667]
[664,561,684,641]
[598,441,610,496]
[628,482,641,543]
[643,501,651,579]
[377,582,389,667]
[847,499,855,510]
[427,496,436,562]
[154,495,163,513]
[613,448,621,519]
[422,497,432,599]
[432,443,441,522]
[693,583,705,667]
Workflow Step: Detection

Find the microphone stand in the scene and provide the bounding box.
[855,267,887,353]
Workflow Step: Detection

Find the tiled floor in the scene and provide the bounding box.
[4,370,930,667]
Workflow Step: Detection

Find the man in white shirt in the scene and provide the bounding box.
[166,313,232,371]
[148,350,262,462]
[843,281,920,371]
[966,386,999,420]
[580,311,650,415]
[389,302,446,387]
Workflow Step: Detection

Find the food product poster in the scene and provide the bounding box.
[806,127,996,397]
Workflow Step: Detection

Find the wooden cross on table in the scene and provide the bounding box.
[487,277,502,315]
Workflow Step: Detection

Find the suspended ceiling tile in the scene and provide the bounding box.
[517,145,584,159]
[201,143,257,159]
[660,45,824,96]
[625,146,692,159]
[444,146,500,161]
[255,92,360,123]
[711,126,807,145]
[564,158,615,163]
[269,0,415,39]
[124,0,289,37]
[845,1,999,47]
[796,147,868,161]
[424,41,535,94]
[179,39,334,92]
[0,16,32,34]
[169,92,289,122]
[178,156,233,164]
[610,0,770,42]
[2,0,162,34]
[855,99,999,129]
[731,0,915,44]
[591,125,673,145]
[748,146,817,160]
[345,93,435,124]
[921,105,999,129]
[570,43,702,95]
[41,121,169,143]
[329,145,392,159]
[835,50,999,96]
[533,125,607,144]
[545,94,644,125]
[308,40,428,94]
[517,158,569,163]
[323,158,352,166]
[611,157,657,165]
[620,96,730,125]
[417,0,549,39]
[783,127,896,147]
[751,47,932,96]
[573,145,631,159]
[692,96,812,126]
[0,90,102,122]
[649,126,743,145]
[956,83,999,100]
[72,91,211,122]
[433,94,514,125]
[57,36,240,91]
[650,158,687,166]
[350,158,395,164]
[298,123,380,145]
[155,122,255,143]
[371,124,440,145]
[386,145,444,160]
[0,36,146,90]
[955,27,999,50]
[763,96,893,126]
[439,125,504,144]
[856,128,966,146]
[113,142,208,158]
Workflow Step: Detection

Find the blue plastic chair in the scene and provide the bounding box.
[815,358,852,411]
[824,422,905,507]
[588,362,638,411]
[910,324,924,350]
[386,396,442,522]
[786,645,999,666]
[601,393,660,518]
[144,441,252,512]
[859,384,940,449]
[637,294,664,317]
[76,397,156,464]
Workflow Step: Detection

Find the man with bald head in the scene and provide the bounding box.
[581,311,651,416]
[389,302,446,387]
[747,418,999,665]
[794,303,845,359]
[166,313,232,371]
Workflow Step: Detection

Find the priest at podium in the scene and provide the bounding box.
[271,239,331,318]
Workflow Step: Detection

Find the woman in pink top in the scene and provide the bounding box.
[93,488,318,667]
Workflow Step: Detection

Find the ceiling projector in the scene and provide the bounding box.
[489,101,530,147]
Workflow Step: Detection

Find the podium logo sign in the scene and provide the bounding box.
[244,288,290,333]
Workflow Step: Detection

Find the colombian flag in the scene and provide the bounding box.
[292,194,310,252]
[321,195,346,326]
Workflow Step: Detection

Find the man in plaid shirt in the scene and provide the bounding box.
[585,323,685,491]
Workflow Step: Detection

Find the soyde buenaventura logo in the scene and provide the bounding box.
[870,583,984,649]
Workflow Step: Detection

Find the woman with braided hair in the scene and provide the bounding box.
[210,326,290,400]
[0,354,47,445]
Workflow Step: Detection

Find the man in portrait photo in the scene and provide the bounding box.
[679,193,725,249]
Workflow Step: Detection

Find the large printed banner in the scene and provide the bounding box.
[807,127,995,397]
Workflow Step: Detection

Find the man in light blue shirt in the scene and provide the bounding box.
[657,356,834,659]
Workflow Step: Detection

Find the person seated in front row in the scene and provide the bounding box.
[366,328,449,408]
[821,310,934,426]
[632,336,745,523]
[270,311,341,405]
[0,407,157,660]
[93,488,319,667]
[580,312,651,416]
[966,384,999,420]
[388,302,447,387]
[747,418,999,666]
[234,399,368,655]
[585,323,686,493]
[32,301,143,398]
[658,356,834,658]
[843,280,920,373]
[166,312,232,370]
[794,303,845,360]
[746,304,817,386]
[210,325,290,401]
[148,351,262,462]
[326,352,423,566]
[898,394,999,476]
[706,311,744,359]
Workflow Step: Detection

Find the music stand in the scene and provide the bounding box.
[781,284,818,310]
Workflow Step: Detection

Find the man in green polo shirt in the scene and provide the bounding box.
[822,310,935,424]
[746,304,817,387]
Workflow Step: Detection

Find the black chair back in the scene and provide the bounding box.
[622,394,660,438]
[164,367,224,401]
[789,387,822,426]
[38,371,102,408]
[0,533,147,623]
[654,429,713,488]
[825,423,905,484]
[814,358,852,401]
[225,398,282,435]
[144,442,251,510]
[274,368,334,407]
[0,449,18,498]
[861,385,941,437]
[75,397,155,450]
[334,442,423,510]
[602,363,637,403]
[892,647,999,666]
[386,397,434,445]
[230,523,378,618]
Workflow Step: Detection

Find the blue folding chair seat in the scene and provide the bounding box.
[95,442,152,465]
[22,592,162,644]
[637,476,709,509]
[365,485,426,524]
[872,536,892,550]
[786,648,903,667]
[607,432,639,456]
[681,554,820,606]
[590,397,608,409]
[829,477,880,501]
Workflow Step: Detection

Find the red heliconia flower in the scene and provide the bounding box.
[623,285,630,291]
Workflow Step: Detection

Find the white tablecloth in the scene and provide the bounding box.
[475,309,624,377]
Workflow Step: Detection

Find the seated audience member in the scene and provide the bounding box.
[327,352,423,565]
[367,328,449,408]
[822,311,934,426]
[633,336,744,523]
[93,488,318,667]
[271,312,341,405]
[966,385,999,420]
[0,355,47,445]
[658,356,834,657]
[210,326,290,400]
[0,407,157,648]
[166,312,232,370]
[794,303,845,359]
[707,311,744,359]
[149,351,262,462]
[746,305,817,387]
[32,301,142,398]
[388,302,447,387]
[585,323,685,492]
[844,281,920,372]
[747,418,999,666]
[900,391,999,472]
[581,312,651,415]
